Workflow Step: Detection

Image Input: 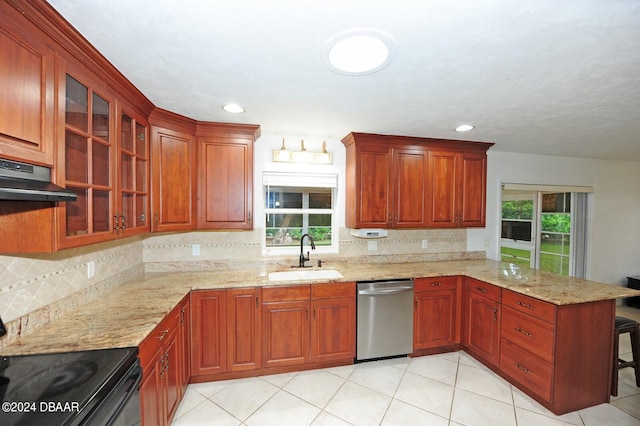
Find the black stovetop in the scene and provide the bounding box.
[0,347,137,426]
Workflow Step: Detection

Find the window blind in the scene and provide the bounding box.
[262,171,338,188]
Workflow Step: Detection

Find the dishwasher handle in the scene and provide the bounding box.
[358,286,414,296]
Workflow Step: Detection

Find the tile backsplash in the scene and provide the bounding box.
[0,228,482,347]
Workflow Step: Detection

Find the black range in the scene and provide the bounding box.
[0,347,141,426]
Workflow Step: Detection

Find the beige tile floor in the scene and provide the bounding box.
[172,306,640,426]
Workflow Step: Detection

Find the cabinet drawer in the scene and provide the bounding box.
[500,339,553,401]
[502,290,556,325]
[311,282,355,299]
[466,278,501,303]
[139,309,179,368]
[502,306,555,362]
[262,285,310,302]
[415,276,458,292]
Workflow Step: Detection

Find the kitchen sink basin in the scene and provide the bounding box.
[267,269,344,282]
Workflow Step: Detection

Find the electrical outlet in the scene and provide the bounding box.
[368,241,377,251]
[87,260,95,278]
[192,244,200,256]
[422,239,428,249]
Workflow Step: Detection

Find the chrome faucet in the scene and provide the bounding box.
[299,233,316,267]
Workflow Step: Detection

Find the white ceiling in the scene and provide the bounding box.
[48,0,640,161]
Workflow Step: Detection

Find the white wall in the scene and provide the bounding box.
[468,151,640,287]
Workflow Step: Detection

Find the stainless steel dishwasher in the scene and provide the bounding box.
[356,279,414,361]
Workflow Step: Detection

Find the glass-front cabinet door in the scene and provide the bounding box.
[60,73,115,248]
[118,110,149,236]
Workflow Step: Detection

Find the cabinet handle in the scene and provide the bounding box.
[493,308,497,321]
[154,213,159,229]
[313,308,316,320]
[121,213,126,230]
[515,327,532,337]
[114,214,121,232]
[431,282,442,286]
[517,301,533,310]
[164,350,169,373]
[306,306,309,320]
[156,329,169,340]
[248,211,251,224]
[476,287,488,293]
[514,362,530,374]
[255,295,259,308]
[415,297,418,307]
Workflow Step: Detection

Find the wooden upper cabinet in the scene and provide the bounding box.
[344,141,392,228]
[0,3,55,165]
[342,132,492,229]
[117,105,150,237]
[57,69,117,249]
[196,123,260,230]
[426,149,488,228]
[393,147,429,228]
[149,109,197,232]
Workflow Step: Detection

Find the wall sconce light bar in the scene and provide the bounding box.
[273,139,333,164]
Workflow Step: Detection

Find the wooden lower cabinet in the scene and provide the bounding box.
[261,283,357,368]
[139,295,189,426]
[499,289,615,414]
[190,290,227,376]
[310,283,356,362]
[262,285,311,368]
[462,278,501,367]
[413,276,460,351]
[227,287,261,371]
[191,284,355,381]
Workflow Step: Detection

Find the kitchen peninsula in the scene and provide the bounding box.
[2,258,639,421]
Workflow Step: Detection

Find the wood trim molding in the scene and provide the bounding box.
[7,0,154,115]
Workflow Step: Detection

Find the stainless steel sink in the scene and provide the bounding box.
[267,269,344,282]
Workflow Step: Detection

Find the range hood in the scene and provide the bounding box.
[0,159,77,202]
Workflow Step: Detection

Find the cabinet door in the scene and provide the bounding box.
[58,71,116,248]
[162,325,181,425]
[458,151,487,227]
[118,110,150,236]
[227,288,261,371]
[197,137,253,229]
[310,297,355,362]
[0,6,55,165]
[347,143,391,228]
[178,298,190,395]
[465,292,501,366]
[414,287,458,349]
[262,301,310,368]
[426,150,458,228]
[139,350,162,426]
[190,290,227,376]
[150,125,196,231]
[393,148,429,228]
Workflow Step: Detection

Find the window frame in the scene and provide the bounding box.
[262,173,338,256]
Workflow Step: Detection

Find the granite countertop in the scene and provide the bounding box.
[3,259,639,356]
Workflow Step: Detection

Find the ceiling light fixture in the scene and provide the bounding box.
[455,124,475,132]
[222,103,245,114]
[322,29,397,76]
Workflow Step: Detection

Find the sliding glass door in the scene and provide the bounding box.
[501,188,588,277]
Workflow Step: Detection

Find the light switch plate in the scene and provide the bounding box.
[422,239,428,249]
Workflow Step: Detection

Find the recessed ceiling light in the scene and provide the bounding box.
[222,103,245,114]
[455,124,475,132]
[322,30,397,76]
